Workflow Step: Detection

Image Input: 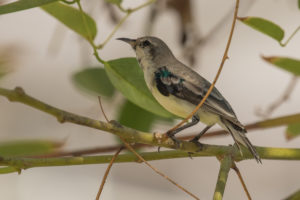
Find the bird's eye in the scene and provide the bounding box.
[141,40,151,47]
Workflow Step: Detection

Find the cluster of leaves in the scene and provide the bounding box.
[238,15,300,140]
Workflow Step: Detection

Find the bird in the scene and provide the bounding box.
[117,36,261,163]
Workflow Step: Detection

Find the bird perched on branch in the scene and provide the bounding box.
[118,36,261,163]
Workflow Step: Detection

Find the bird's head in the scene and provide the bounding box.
[117,36,174,64]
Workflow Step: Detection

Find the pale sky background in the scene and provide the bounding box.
[1,0,300,199]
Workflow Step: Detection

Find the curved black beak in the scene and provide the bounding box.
[117,38,137,48]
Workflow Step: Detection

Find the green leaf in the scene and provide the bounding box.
[0,0,58,15]
[298,0,300,10]
[105,0,122,5]
[0,140,62,157]
[72,67,115,97]
[262,56,300,76]
[105,57,175,118]
[118,100,157,132]
[239,17,284,42]
[41,2,97,41]
[286,124,300,140]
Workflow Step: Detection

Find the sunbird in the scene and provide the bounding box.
[118,36,261,163]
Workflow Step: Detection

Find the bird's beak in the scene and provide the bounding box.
[117,38,137,49]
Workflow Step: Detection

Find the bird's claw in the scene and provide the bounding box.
[166,131,181,149]
[189,138,204,152]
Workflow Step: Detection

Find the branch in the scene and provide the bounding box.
[96,147,123,200]
[213,155,232,200]
[0,86,229,153]
[2,146,300,170]
[232,163,251,200]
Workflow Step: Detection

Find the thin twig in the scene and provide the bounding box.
[232,162,251,200]
[167,0,240,134]
[97,12,130,49]
[96,147,123,200]
[280,26,300,47]
[97,0,156,49]
[98,96,109,122]
[120,137,200,200]
[213,155,232,200]
[256,75,298,118]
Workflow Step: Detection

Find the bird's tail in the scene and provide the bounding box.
[220,118,261,163]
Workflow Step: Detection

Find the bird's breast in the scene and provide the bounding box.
[151,85,220,125]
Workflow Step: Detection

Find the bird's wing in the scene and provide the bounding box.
[154,66,243,127]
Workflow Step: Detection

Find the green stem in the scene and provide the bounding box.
[280,26,300,47]
[97,0,156,49]
[213,155,232,200]
[1,145,300,170]
[0,166,19,174]
[97,12,130,49]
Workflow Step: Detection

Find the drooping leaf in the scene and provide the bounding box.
[0,140,62,157]
[105,0,122,5]
[239,17,284,43]
[118,100,157,132]
[41,2,97,41]
[286,123,300,140]
[72,67,115,97]
[105,57,175,118]
[0,0,58,15]
[262,56,300,76]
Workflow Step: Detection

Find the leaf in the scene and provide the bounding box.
[0,0,58,15]
[105,57,175,118]
[41,2,97,41]
[72,67,115,97]
[0,140,62,157]
[105,0,122,5]
[262,56,300,76]
[298,0,300,10]
[286,123,300,140]
[239,17,284,42]
[118,100,157,132]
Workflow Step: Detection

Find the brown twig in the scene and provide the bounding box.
[96,147,123,200]
[120,137,200,200]
[232,162,252,200]
[98,96,109,122]
[166,0,240,134]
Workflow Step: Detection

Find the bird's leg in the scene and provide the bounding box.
[189,125,212,151]
[166,116,200,148]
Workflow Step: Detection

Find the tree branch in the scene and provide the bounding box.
[213,155,232,200]
[2,146,300,171]
[2,86,300,167]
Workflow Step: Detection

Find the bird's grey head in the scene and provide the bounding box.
[117,36,175,65]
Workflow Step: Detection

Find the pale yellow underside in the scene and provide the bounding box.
[151,86,219,125]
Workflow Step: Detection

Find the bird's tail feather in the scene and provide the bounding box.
[221,118,261,163]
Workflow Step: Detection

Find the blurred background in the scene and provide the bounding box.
[1,0,300,199]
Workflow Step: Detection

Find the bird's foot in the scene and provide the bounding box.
[189,138,204,152]
[166,131,181,149]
